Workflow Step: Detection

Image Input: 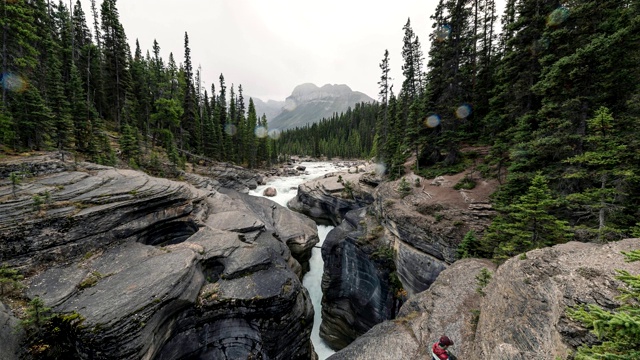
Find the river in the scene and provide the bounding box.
[248,162,338,359]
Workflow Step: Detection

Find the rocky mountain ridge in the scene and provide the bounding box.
[267,83,374,130]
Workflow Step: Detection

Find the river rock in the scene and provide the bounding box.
[263,186,277,197]
[0,158,316,359]
[191,161,263,193]
[287,171,375,225]
[328,238,639,359]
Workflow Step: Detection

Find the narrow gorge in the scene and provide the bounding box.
[1,155,637,360]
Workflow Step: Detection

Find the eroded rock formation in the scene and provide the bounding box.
[0,156,318,360]
[300,167,497,350]
[319,208,398,350]
[328,238,639,360]
[287,170,375,226]
[371,173,497,296]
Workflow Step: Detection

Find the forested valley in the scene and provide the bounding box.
[2,1,640,268]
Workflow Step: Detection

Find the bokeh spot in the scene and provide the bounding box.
[224,123,237,136]
[254,126,268,138]
[435,25,451,42]
[425,114,441,128]
[547,7,570,26]
[455,104,472,119]
[1,73,28,93]
[268,129,281,140]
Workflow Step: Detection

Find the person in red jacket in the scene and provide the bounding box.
[432,335,455,360]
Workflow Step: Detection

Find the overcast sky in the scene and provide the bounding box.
[79,0,505,102]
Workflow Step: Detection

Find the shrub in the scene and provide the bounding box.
[453,176,476,190]
[342,180,354,199]
[20,297,85,359]
[397,177,412,198]
[475,268,492,296]
[457,230,480,259]
[0,264,24,296]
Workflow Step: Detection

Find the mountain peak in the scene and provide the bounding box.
[266,83,373,130]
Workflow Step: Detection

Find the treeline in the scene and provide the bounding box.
[0,0,277,168]
[282,0,640,249]
[277,102,379,159]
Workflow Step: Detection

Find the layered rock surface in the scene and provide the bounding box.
[0,156,318,359]
[319,208,398,350]
[328,238,639,359]
[371,173,497,296]
[287,169,375,226]
[291,166,497,350]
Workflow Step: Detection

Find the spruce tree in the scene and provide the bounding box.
[563,107,634,241]
[375,49,391,164]
[245,98,258,168]
[181,32,199,152]
[568,250,640,359]
[483,173,573,259]
[100,0,131,126]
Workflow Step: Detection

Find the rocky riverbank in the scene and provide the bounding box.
[0,154,318,360]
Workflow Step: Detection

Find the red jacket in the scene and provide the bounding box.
[432,342,449,360]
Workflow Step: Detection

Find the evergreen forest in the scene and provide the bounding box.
[1,0,274,169]
[2,1,640,256]
[2,1,640,357]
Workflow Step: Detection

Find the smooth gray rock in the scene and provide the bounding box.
[1,161,316,360]
[288,172,375,226]
[320,208,397,350]
[0,302,22,360]
[263,186,277,197]
[328,239,640,360]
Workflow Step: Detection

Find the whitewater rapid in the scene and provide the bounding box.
[248,162,337,359]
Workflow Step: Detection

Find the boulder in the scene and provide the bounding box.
[263,186,278,197]
[190,161,263,193]
[328,238,640,360]
[287,171,375,226]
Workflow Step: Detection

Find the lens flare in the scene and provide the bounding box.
[425,115,441,128]
[547,7,569,26]
[224,123,237,136]
[254,126,268,138]
[435,25,451,42]
[455,104,472,119]
[1,73,28,93]
[268,129,281,140]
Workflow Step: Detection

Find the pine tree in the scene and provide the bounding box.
[568,250,640,359]
[181,32,199,152]
[375,49,391,163]
[483,173,573,259]
[100,0,131,126]
[529,1,640,175]
[130,40,152,138]
[563,107,634,242]
[217,74,228,160]
[245,98,258,168]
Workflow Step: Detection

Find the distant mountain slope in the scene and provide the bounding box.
[268,83,374,131]
[251,98,285,121]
